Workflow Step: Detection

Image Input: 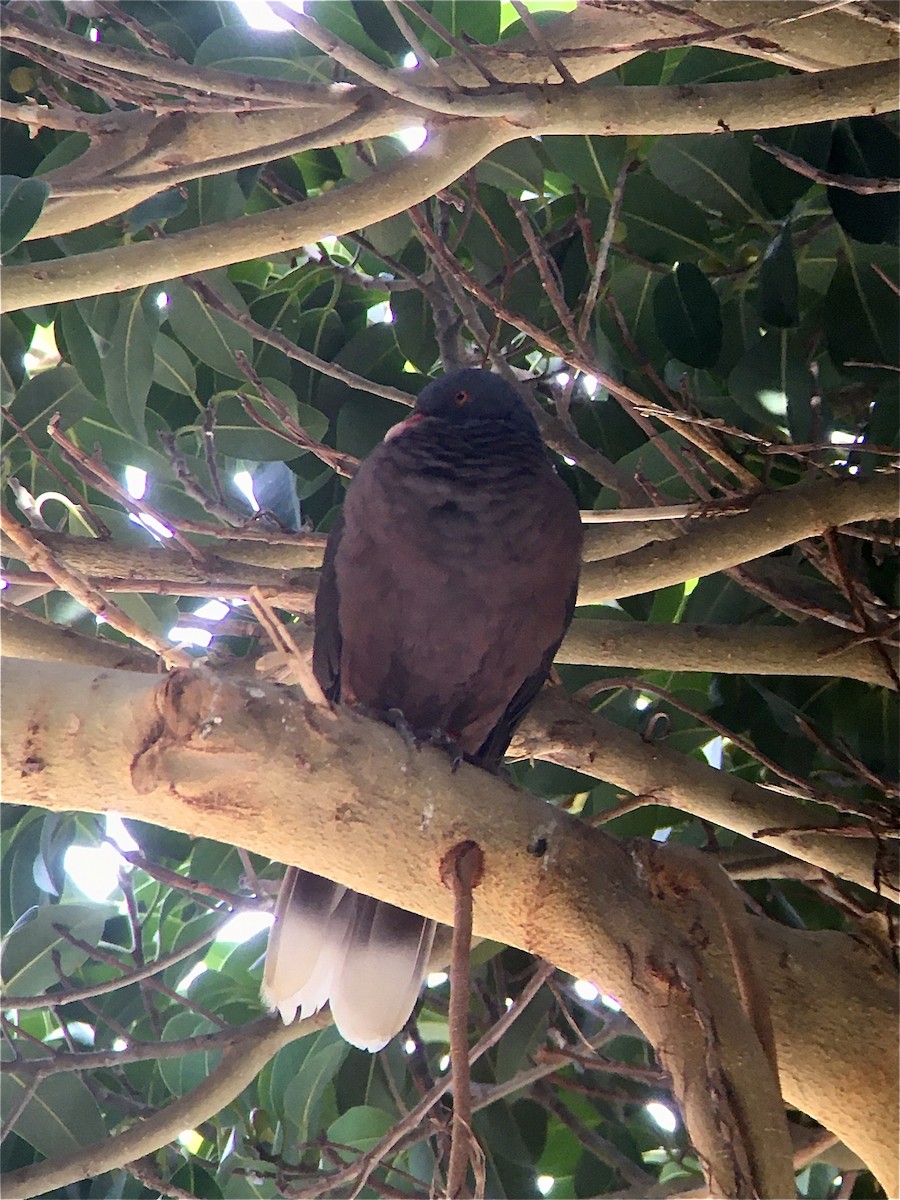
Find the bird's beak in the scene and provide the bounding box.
[384,412,425,441]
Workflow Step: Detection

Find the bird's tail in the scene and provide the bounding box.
[262,866,437,1051]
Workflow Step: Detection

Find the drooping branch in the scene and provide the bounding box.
[2,657,895,1194]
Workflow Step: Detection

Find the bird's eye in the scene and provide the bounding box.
[454,390,470,406]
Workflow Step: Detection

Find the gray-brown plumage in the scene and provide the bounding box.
[263,368,582,1050]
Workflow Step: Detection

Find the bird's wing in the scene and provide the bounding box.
[472,578,579,771]
[312,511,344,701]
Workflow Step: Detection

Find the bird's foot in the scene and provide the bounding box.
[425,727,465,772]
[383,707,422,751]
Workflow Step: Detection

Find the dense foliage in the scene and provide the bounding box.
[1,2,897,1198]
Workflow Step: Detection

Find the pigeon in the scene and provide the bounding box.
[263,368,583,1050]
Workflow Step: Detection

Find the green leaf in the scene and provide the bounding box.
[543,135,626,200]
[824,246,899,372]
[648,134,768,226]
[1,900,117,996]
[1,364,95,450]
[429,0,501,45]
[750,122,832,219]
[476,142,545,196]
[58,300,106,401]
[758,220,798,328]
[158,1012,223,1096]
[153,331,198,396]
[327,1105,394,1157]
[281,1028,348,1142]
[304,0,393,64]
[165,275,254,378]
[728,329,814,439]
[652,262,722,368]
[618,173,714,262]
[126,187,189,232]
[827,117,900,246]
[2,1042,108,1158]
[32,133,91,178]
[200,380,328,461]
[0,176,51,255]
[102,289,158,440]
[194,26,331,81]
[391,287,439,374]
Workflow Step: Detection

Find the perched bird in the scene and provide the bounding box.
[263,368,583,1050]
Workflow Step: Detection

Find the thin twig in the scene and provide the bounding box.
[578,156,632,342]
[186,276,415,408]
[510,0,577,83]
[46,414,205,562]
[247,586,333,709]
[753,134,900,194]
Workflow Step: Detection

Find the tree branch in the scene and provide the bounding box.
[578,474,898,604]
[6,57,897,311]
[559,617,899,690]
[1,121,508,313]
[3,658,895,1194]
[515,688,893,896]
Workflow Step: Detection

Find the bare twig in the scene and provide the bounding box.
[186,276,415,408]
[247,586,332,709]
[753,134,900,194]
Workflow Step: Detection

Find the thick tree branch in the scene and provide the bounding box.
[2,658,895,1193]
[578,474,898,603]
[515,689,892,896]
[559,617,899,689]
[6,57,897,311]
[1,121,507,313]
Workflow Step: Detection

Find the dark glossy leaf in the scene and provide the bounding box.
[728,329,814,439]
[477,142,545,196]
[58,300,106,401]
[824,247,899,372]
[429,0,501,45]
[827,118,900,245]
[125,187,189,232]
[2,1042,108,1157]
[305,0,393,64]
[652,262,722,368]
[2,364,95,450]
[194,26,331,79]
[391,286,440,373]
[102,289,158,440]
[750,122,833,218]
[153,331,199,396]
[165,275,254,379]
[648,134,768,226]
[543,136,627,199]
[0,176,51,255]
[758,220,799,328]
[619,173,714,262]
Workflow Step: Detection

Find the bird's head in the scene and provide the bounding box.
[386,369,541,442]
